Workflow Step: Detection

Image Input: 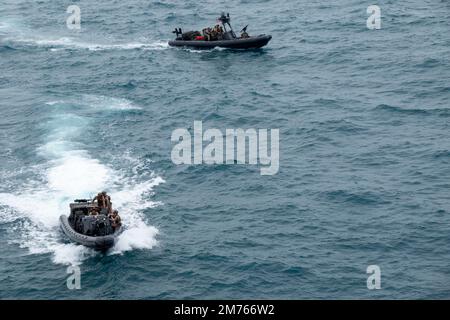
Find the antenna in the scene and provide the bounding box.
[240,25,249,33]
[218,12,236,38]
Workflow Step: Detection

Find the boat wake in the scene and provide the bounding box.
[8,36,169,52]
[0,96,164,265]
[178,46,229,53]
[32,37,170,52]
[0,21,169,52]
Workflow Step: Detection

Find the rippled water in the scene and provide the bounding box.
[0,0,449,299]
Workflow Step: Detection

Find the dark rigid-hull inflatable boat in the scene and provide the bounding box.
[60,200,122,250]
[168,34,272,50]
[169,13,272,50]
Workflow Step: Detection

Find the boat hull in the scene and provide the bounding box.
[169,35,272,49]
[59,214,121,250]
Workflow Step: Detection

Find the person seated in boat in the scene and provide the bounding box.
[202,27,212,41]
[210,29,217,41]
[89,206,100,216]
[212,24,223,40]
[109,210,122,230]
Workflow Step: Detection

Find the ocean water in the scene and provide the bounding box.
[0,0,449,299]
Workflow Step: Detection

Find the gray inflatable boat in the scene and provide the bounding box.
[168,35,272,50]
[169,13,272,50]
[60,200,122,250]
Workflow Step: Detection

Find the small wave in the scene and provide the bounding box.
[310,119,367,134]
[120,80,138,89]
[416,58,441,69]
[433,150,450,159]
[322,189,390,205]
[81,94,142,111]
[374,104,450,117]
[0,44,16,52]
[45,95,142,111]
[150,1,177,9]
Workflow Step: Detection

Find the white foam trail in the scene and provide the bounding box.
[0,98,163,265]
[8,34,169,52]
[81,94,142,110]
[33,37,169,51]
[44,95,141,111]
[179,46,229,54]
[45,100,65,106]
[48,154,111,196]
[0,19,169,51]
